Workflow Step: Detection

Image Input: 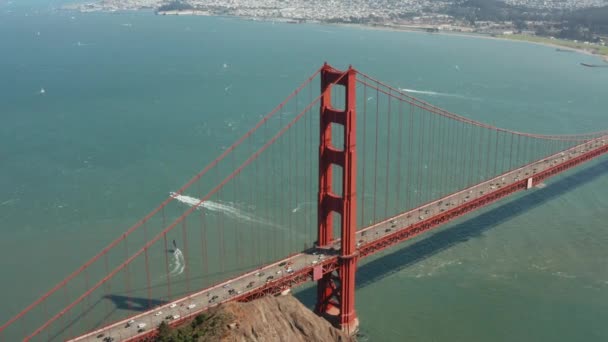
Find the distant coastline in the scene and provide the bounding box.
[66,5,608,64]
[329,22,608,64]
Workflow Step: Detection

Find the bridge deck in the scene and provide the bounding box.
[72,137,608,342]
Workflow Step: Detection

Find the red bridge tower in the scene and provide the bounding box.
[316,64,359,335]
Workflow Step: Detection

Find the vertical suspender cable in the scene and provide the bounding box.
[385,90,392,218]
[360,83,367,227]
[428,108,436,201]
[182,219,190,295]
[396,100,404,209]
[124,239,131,311]
[143,223,151,310]
[406,104,414,211]
[163,233,171,301]
[417,109,425,206]
[373,87,380,223]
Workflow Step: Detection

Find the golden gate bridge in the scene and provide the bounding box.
[2,64,607,341]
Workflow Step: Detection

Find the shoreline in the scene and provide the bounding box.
[157,11,608,63]
[327,22,608,63]
[71,7,608,63]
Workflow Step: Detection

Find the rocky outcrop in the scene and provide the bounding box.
[157,294,354,342]
[217,295,353,342]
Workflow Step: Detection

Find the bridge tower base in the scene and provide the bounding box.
[315,63,359,335]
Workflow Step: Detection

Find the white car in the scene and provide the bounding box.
[169,303,177,308]
[155,311,163,316]
[311,260,318,265]
[172,314,181,320]
[136,323,147,329]
[276,270,282,275]
[187,304,196,309]
[127,319,135,327]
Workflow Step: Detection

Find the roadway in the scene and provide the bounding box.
[72,136,608,342]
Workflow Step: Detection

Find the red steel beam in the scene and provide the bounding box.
[124,139,608,341]
[73,138,608,342]
[0,66,324,338]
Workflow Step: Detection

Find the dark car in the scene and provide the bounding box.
[278,261,287,267]
[266,275,274,281]
[247,281,255,288]
[96,333,105,339]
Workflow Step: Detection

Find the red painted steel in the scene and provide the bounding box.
[22,79,327,342]
[0,66,324,339]
[356,71,608,141]
[316,64,359,333]
[6,65,608,341]
[109,137,608,342]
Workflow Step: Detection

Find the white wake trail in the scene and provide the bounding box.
[168,248,185,277]
[171,193,283,230]
[399,88,468,99]
[291,201,315,213]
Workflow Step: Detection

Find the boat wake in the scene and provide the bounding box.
[168,248,185,277]
[291,201,315,213]
[170,192,283,230]
[399,88,465,98]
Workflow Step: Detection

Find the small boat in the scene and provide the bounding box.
[39,88,46,94]
[580,63,608,68]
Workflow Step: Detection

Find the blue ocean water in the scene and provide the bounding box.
[1,3,608,341]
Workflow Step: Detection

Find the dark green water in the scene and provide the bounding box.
[1,2,608,341]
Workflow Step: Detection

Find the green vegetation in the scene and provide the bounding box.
[447,0,608,41]
[497,34,608,57]
[155,311,233,342]
[567,6,608,36]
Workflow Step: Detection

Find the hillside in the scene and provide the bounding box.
[155,294,355,342]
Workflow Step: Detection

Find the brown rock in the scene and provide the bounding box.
[211,295,354,342]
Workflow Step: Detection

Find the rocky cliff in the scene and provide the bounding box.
[156,294,354,342]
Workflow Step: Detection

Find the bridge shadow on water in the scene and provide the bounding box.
[103,295,166,312]
[50,263,263,340]
[295,158,608,307]
[51,159,607,340]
